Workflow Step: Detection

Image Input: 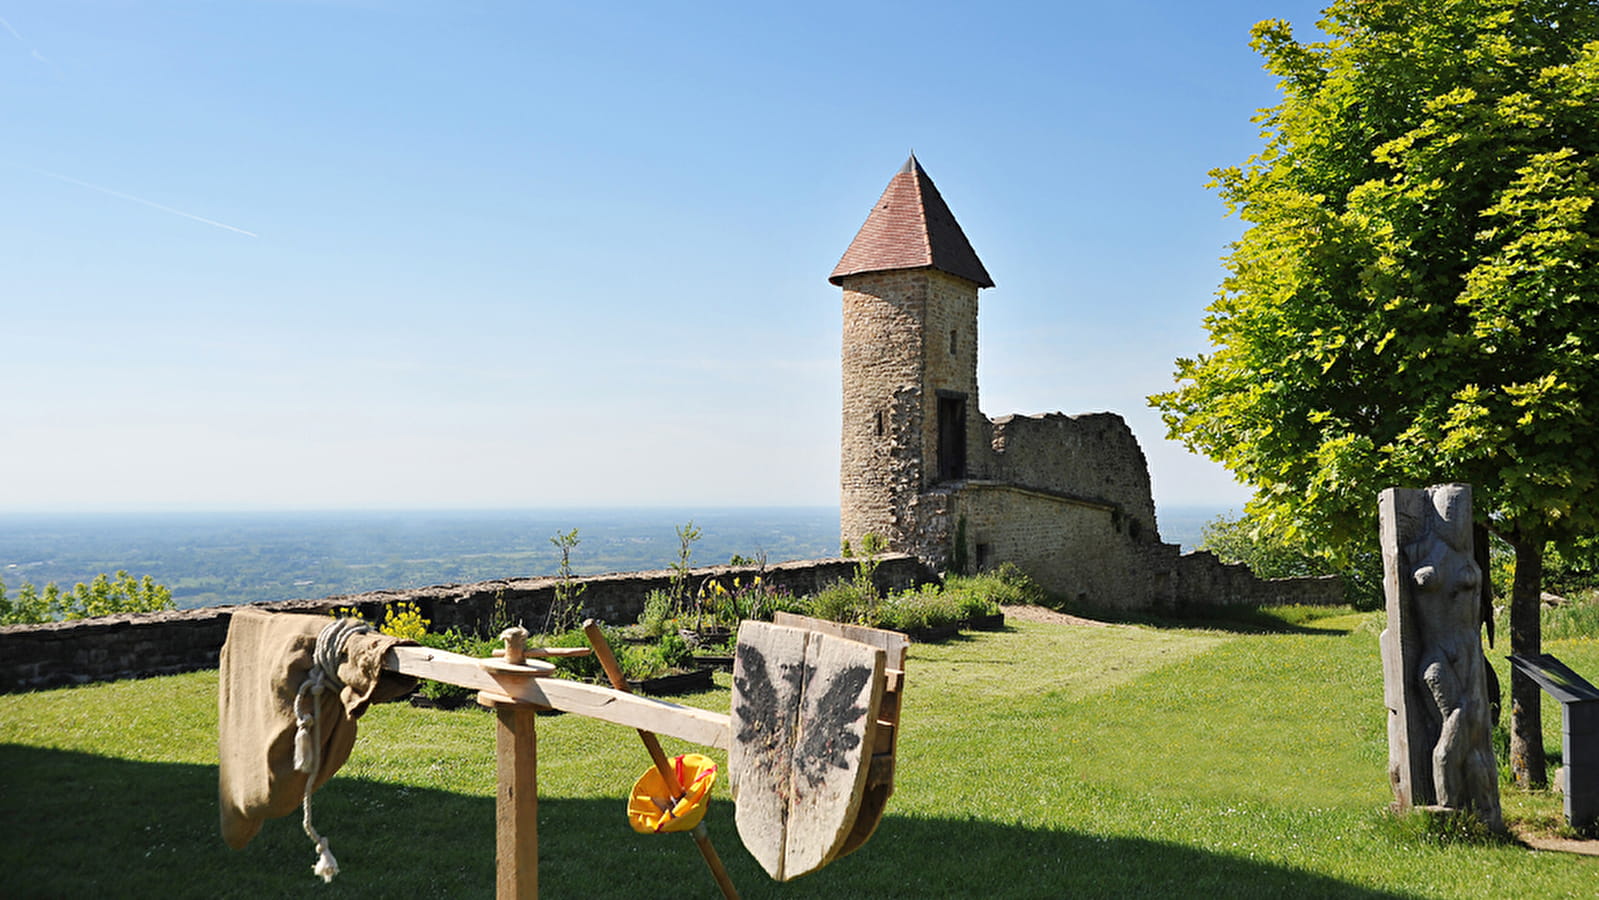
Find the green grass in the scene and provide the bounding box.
[2,611,1595,897]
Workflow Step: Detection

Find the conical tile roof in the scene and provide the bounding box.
[829,155,993,288]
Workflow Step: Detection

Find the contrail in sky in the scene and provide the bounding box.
[0,14,46,63]
[18,164,260,238]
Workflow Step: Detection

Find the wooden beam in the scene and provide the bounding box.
[385,646,731,749]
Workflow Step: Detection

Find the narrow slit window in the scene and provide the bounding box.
[949,329,957,354]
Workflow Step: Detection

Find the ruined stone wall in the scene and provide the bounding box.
[0,555,932,693]
[943,483,1342,611]
[1134,543,1344,612]
[987,412,1159,539]
[954,484,1153,608]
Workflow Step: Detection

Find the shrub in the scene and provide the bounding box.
[807,580,876,626]
[1,571,175,625]
[944,563,1041,612]
[695,571,794,627]
[637,588,674,638]
[378,601,429,642]
[877,585,962,632]
[651,631,693,671]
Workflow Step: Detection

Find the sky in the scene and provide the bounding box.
[1,0,1333,514]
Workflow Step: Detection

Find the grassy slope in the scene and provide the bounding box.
[1,612,1594,898]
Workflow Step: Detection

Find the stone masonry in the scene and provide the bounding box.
[832,155,1339,611]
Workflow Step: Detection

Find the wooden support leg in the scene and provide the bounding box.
[495,703,539,900]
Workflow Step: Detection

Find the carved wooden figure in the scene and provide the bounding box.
[1379,484,1503,830]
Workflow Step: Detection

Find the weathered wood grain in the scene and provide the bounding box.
[729,621,885,881]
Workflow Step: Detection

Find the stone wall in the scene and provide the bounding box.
[955,483,1144,608]
[839,268,983,555]
[1146,544,1345,612]
[987,412,1159,540]
[0,555,932,693]
[840,270,930,548]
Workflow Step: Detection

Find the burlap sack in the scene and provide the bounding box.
[218,608,415,849]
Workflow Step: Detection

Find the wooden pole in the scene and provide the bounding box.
[492,701,539,900]
[582,621,739,900]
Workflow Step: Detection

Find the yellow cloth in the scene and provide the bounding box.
[217,608,415,849]
[628,753,717,834]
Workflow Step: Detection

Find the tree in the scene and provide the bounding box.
[1198,513,1336,580]
[1151,0,1599,787]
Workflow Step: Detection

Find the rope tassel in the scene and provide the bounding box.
[312,836,339,883]
[290,617,374,884]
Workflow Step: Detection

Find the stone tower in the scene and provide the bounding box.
[830,155,993,555]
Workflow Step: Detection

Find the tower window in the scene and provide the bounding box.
[949,329,957,354]
[937,393,967,481]
[874,410,884,437]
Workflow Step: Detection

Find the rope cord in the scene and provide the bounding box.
[292,617,374,883]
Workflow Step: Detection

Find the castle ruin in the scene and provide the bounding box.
[831,155,1337,611]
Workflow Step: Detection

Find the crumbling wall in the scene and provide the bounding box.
[954,484,1151,608]
[987,412,1159,540]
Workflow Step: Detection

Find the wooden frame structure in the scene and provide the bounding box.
[373,614,907,899]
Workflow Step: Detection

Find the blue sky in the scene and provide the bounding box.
[2,0,1329,514]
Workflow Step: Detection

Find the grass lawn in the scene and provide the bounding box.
[1,608,1595,898]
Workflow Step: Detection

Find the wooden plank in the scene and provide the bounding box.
[729,622,885,882]
[769,616,907,864]
[784,628,885,879]
[729,621,809,881]
[388,645,555,684]
[385,646,730,749]
[774,612,908,669]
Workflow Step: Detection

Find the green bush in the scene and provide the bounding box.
[637,588,674,638]
[538,626,612,682]
[877,585,963,632]
[0,571,175,625]
[652,631,692,670]
[806,580,875,625]
[944,563,1041,612]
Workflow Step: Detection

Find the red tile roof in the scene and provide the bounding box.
[829,154,994,288]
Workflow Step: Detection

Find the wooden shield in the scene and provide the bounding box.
[728,621,885,881]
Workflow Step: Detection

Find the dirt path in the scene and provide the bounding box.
[1000,604,1110,627]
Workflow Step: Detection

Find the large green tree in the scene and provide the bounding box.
[1152,0,1599,787]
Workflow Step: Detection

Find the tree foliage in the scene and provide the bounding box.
[1,571,175,625]
[1199,513,1333,581]
[1151,0,1599,785]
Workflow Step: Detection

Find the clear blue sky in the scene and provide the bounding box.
[2,0,1329,514]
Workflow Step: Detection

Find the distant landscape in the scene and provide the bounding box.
[0,506,1229,610]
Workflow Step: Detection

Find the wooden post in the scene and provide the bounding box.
[493,701,539,900]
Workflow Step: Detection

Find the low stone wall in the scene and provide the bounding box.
[0,555,932,693]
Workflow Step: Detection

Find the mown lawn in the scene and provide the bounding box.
[1,609,1594,898]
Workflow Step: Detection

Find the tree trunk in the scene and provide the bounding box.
[1507,534,1547,788]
